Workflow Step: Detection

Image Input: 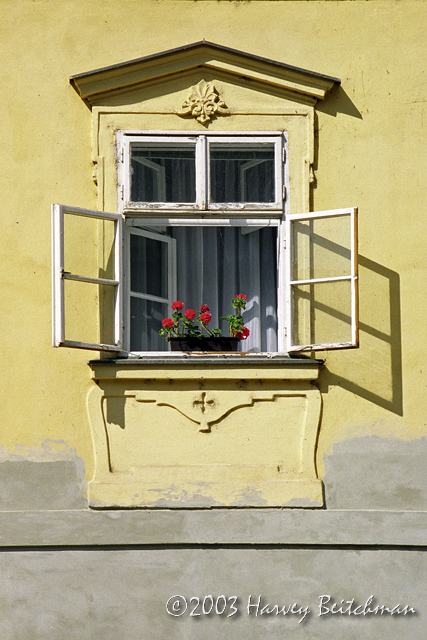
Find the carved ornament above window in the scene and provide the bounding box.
[178,80,229,124]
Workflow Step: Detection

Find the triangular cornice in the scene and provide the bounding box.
[70,41,340,108]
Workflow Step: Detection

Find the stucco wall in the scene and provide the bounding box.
[1,0,425,482]
[1,2,426,636]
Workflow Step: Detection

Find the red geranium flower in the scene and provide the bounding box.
[236,293,247,300]
[241,326,250,340]
[162,318,174,328]
[200,311,212,324]
[184,308,196,320]
[171,301,184,311]
[199,304,210,313]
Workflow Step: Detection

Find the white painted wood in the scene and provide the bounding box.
[62,274,119,286]
[290,275,353,286]
[125,225,176,352]
[206,134,283,211]
[118,132,200,212]
[286,207,359,353]
[117,132,284,214]
[196,135,206,210]
[51,204,65,346]
[276,220,286,353]
[126,217,281,227]
[51,204,123,352]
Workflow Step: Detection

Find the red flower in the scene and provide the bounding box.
[199,304,210,313]
[232,326,249,340]
[236,293,247,300]
[171,301,184,311]
[200,311,212,324]
[184,308,196,320]
[162,318,174,328]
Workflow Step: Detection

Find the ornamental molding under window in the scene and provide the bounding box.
[86,359,324,509]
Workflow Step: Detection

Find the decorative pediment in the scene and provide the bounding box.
[70,41,340,108]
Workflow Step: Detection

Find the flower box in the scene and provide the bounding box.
[160,295,250,350]
[169,337,240,352]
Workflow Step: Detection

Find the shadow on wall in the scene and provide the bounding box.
[291,219,402,416]
[313,85,402,415]
[316,84,364,120]
[320,254,402,416]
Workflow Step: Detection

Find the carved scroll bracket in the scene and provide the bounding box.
[135,389,305,433]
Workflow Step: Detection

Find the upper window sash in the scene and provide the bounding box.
[118,133,204,211]
[117,131,284,214]
[206,135,283,211]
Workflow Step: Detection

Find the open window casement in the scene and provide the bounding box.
[51,204,124,352]
[285,207,359,352]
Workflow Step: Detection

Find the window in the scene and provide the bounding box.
[117,132,284,212]
[52,131,358,355]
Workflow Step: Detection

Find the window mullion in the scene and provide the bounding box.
[196,135,207,210]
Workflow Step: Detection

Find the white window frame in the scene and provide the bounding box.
[285,207,359,352]
[116,131,284,215]
[125,224,177,352]
[127,215,284,354]
[51,204,124,352]
[52,134,359,356]
[206,134,283,211]
[126,216,286,357]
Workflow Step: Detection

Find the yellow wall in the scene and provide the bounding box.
[1,0,426,481]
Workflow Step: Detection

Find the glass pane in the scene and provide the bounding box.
[130,233,168,298]
[292,214,352,281]
[64,279,116,346]
[210,144,275,203]
[130,143,196,203]
[64,213,116,280]
[130,298,169,351]
[292,280,352,347]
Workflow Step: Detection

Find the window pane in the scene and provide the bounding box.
[291,280,352,347]
[64,213,116,280]
[63,279,116,346]
[130,233,168,299]
[130,143,196,203]
[210,144,275,203]
[130,298,169,351]
[291,214,352,281]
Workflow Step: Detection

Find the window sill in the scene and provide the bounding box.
[89,354,323,381]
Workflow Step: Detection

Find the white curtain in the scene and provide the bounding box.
[170,226,277,351]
